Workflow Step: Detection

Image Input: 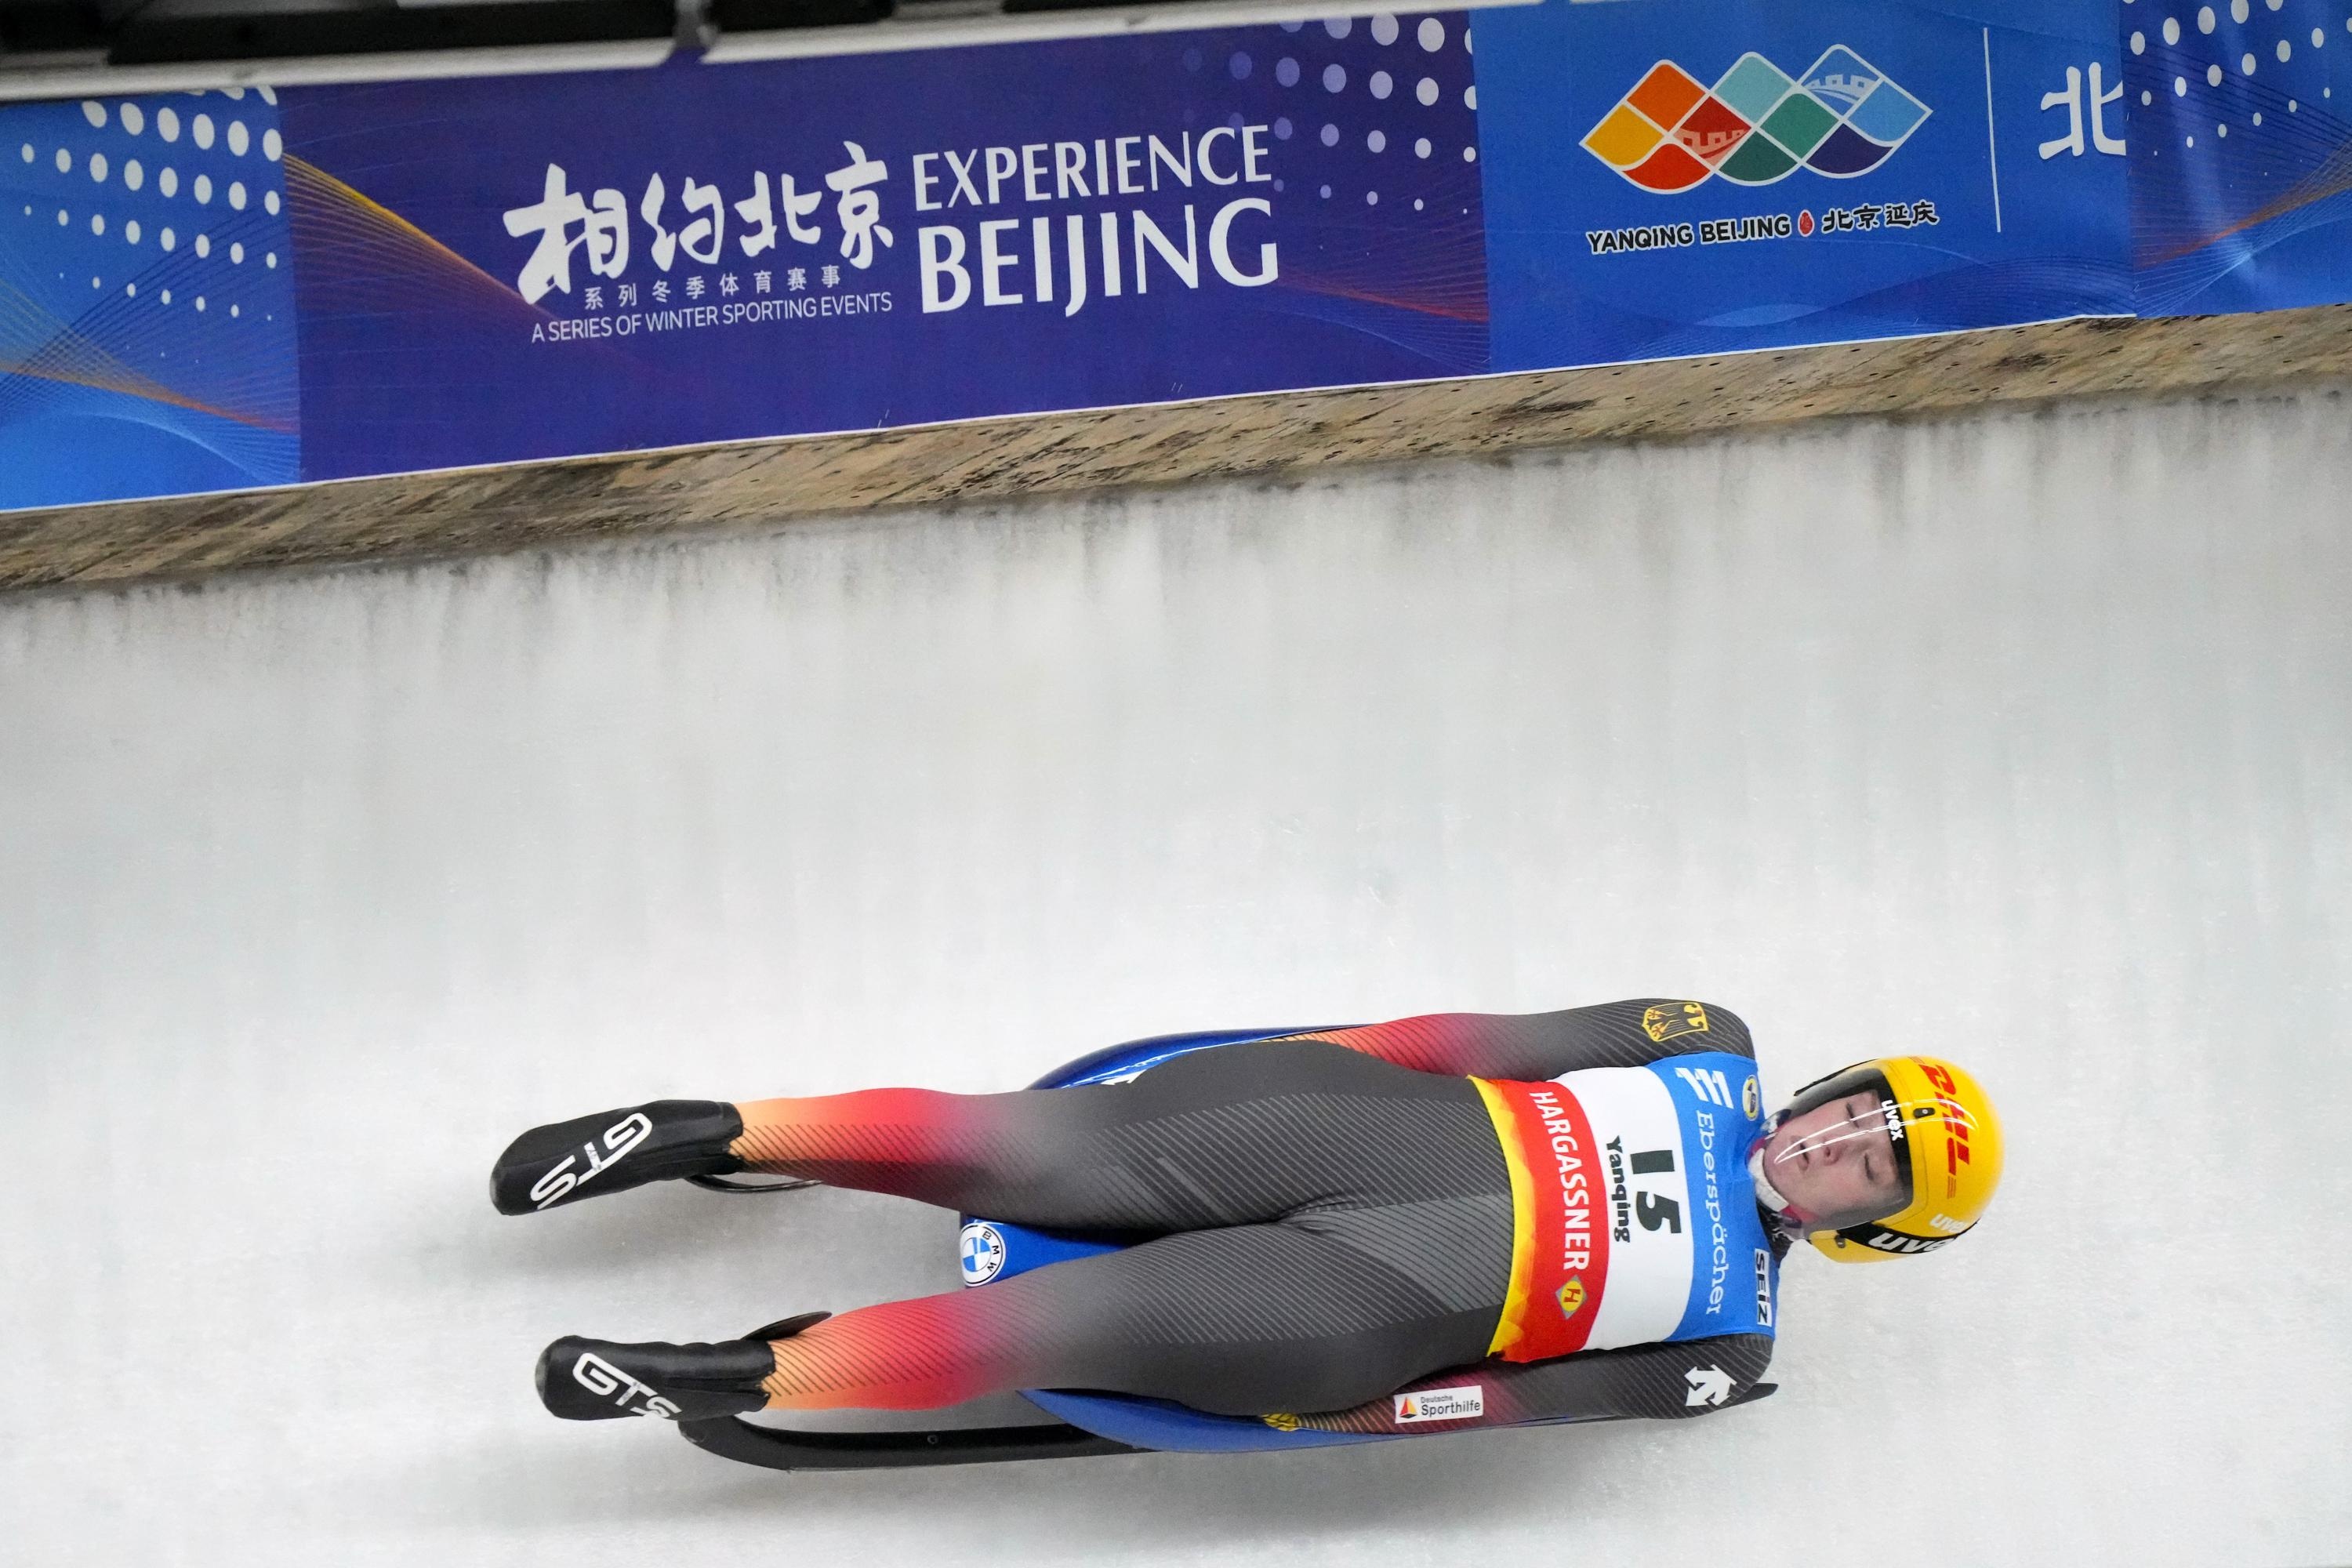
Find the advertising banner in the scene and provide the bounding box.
[2122,0,2352,314]
[4,0,2347,516]
[1473,0,2135,370]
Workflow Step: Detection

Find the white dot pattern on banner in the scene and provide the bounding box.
[195,173,212,204]
[1229,52,1251,80]
[230,181,246,209]
[2230,0,2247,18]
[2132,30,2145,51]
[196,234,210,257]
[162,227,176,250]
[231,241,244,263]
[196,296,205,310]
[1367,190,1378,204]
[2208,63,2223,83]
[2175,74,2187,93]
[259,86,277,103]
[228,122,250,156]
[1463,145,1475,161]
[1464,85,1476,110]
[2163,16,2180,42]
[1277,57,1299,86]
[265,190,280,216]
[1418,17,1445,50]
[90,213,103,234]
[1324,64,1346,91]
[54,147,69,172]
[125,281,136,296]
[126,219,140,243]
[125,159,143,191]
[263,128,283,162]
[231,303,239,317]
[267,252,278,267]
[158,107,180,142]
[1319,183,1331,198]
[160,167,178,197]
[1368,129,1386,151]
[89,151,107,182]
[2217,122,2227,136]
[1417,77,1439,105]
[2143,89,2154,103]
[2197,5,2214,31]
[1371,13,1397,45]
[17,143,29,163]
[1322,122,1339,146]
[161,289,170,303]
[2314,27,2325,45]
[2277,38,2292,60]
[1372,70,1393,99]
[82,101,105,128]
[1323,17,1350,37]
[2242,51,2256,71]
[1274,116,1292,139]
[122,103,144,135]
[1415,136,1432,158]
[193,114,215,150]
[1414,198,1423,209]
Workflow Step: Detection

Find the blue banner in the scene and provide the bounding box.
[2122,0,2352,314]
[283,22,1487,483]
[5,0,2350,515]
[1473,0,2134,370]
[1,91,299,504]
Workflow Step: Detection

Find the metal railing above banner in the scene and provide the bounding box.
[0,0,1542,100]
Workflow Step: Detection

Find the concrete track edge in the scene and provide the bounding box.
[7,303,2350,592]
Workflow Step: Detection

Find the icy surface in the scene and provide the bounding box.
[3,390,2347,1564]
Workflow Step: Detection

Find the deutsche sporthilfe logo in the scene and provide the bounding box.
[1584,46,1931,193]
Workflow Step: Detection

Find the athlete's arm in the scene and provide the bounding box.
[1276,1333,1776,1437]
[1274,1000,1753,1080]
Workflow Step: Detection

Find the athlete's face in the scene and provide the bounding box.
[1758,1092,1907,1227]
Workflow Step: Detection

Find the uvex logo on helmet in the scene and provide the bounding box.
[1583,47,1931,194]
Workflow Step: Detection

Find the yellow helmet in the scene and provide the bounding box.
[1755,1056,2005,1264]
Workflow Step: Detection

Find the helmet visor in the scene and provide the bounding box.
[1756,1065,1916,1232]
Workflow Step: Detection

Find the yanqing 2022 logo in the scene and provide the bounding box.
[1584,46,1931,194]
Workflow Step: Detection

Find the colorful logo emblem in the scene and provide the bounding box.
[1584,47,1931,194]
[958,1220,1007,1286]
[1642,1001,1711,1043]
[1556,1275,1587,1319]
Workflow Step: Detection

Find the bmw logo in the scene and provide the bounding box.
[958,1220,1007,1286]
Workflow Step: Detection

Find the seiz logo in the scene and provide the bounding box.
[1584,47,1931,194]
[572,1352,681,1419]
[529,1112,654,1210]
[1752,1248,1773,1326]
[1915,1060,1975,1198]
[1675,1065,1737,1109]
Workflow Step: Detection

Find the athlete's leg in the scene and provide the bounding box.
[541,1213,1505,1421]
[495,1040,1504,1232]
[725,1039,1502,1231]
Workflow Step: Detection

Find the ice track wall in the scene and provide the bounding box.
[2,387,2347,1565]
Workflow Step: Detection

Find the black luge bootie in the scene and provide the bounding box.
[535,1313,831,1422]
[490,1100,745,1215]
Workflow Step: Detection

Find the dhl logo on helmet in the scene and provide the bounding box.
[1813,1054,2001,1263]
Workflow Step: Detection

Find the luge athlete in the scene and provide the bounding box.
[492,1000,2003,1435]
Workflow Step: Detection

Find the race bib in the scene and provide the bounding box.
[1474,1050,1777,1362]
